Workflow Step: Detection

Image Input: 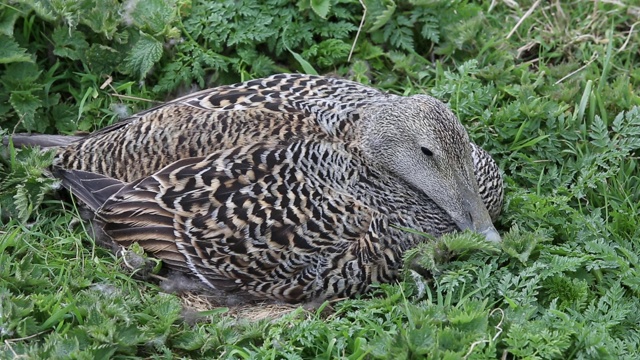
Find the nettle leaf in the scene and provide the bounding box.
[124,32,163,79]
[0,35,32,64]
[1,62,42,88]
[9,92,42,130]
[0,7,21,36]
[127,0,177,35]
[51,103,77,133]
[310,0,331,19]
[80,0,121,39]
[1,147,56,221]
[20,0,57,22]
[85,44,123,75]
[52,26,89,61]
[441,231,501,254]
[13,180,45,222]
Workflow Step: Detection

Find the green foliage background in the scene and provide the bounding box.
[1,0,640,358]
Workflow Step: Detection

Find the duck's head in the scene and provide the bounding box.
[360,94,500,242]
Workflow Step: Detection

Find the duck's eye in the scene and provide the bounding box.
[421,147,433,157]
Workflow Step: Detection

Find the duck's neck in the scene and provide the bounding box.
[293,140,458,243]
[351,157,458,238]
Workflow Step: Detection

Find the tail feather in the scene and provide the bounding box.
[51,168,125,211]
[4,134,84,149]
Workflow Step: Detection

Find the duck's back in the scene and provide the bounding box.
[54,74,387,182]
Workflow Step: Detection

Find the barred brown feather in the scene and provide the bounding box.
[49,74,504,303]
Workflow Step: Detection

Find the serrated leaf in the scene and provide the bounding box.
[0,7,21,36]
[0,35,32,64]
[13,178,51,222]
[0,93,11,116]
[81,0,121,39]
[611,110,625,134]
[383,17,414,51]
[1,62,42,87]
[85,44,123,75]
[128,0,178,35]
[52,26,89,61]
[421,17,440,43]
[369,0,397,32]
[310,0,331,19]
[589,115,609,148]
[51,103,77,133]
[124,32,163,79]
[9,92,42,131]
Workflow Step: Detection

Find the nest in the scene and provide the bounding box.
[178,292,300,322]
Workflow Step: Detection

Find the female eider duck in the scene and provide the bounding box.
[20,74,503,303]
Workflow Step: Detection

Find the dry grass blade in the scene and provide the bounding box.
[348,0,367,62]
[507,0,542,39]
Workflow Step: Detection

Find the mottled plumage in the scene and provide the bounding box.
[54,74,381,182]
[25,74,503,303]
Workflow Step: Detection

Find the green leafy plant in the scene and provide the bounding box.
[0,137,57,222]
[1,0,640,358]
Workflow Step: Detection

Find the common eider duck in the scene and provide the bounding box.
[14,74,504,303]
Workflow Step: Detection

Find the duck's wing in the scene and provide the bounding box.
[57,141,395,303]
[86,73,384,139]
[55,74,387,182]
[54,105,323,182]
[51,168,126,211]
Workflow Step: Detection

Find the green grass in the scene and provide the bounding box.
[2,0,640,358]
